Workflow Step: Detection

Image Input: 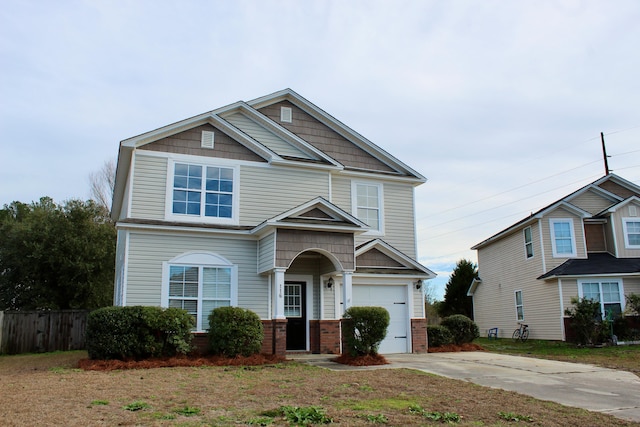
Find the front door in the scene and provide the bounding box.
[285,281,306,350]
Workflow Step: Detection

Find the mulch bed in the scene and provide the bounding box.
[78,353,287,371]
[78,343,484,370]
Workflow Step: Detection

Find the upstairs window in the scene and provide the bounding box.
[622,219,640,248]
[523,227,534,259]
[550,218,576,257]
[169,161,237,223]
[352,181,384,234]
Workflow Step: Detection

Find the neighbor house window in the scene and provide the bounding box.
[163,252,238,331]
[622,219,640,248]
[169,161,237,223]
[550,218,576,257]
[523,227,534,259]
[352,181,384,233]
[579,280,623,319]
[515,290,524,321]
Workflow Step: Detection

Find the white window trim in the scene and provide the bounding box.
[351,180,384,236]
[161,251,238,332]
[523,226,534,259]
[514,290,524,322]
[165,158,239,226]
[577,278,625,319]
[549,218,577,258]
[622,217,640,249]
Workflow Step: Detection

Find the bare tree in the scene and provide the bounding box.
[89,158,116,212]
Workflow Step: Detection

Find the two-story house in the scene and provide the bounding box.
[111,89,435,355]
[468,174,640,340]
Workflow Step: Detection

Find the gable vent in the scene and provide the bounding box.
[201,131,215,149]
[630,205,638,217]
[280,106,292,123]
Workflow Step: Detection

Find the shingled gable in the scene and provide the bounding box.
[355,239,436,277]
[251,197,369,236]
[248,89,427,182]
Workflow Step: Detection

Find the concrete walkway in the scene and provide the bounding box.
[290,352,640,423]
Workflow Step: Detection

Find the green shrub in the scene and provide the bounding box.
[427,325,453,347]
[626,293,640,316]
[440,314,479,345]
[565,297,604,345]
[342,306,390,356]
[86,306,194,360]
[208,306,263,357]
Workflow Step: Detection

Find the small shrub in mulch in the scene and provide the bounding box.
[332,353,389,366]
[78,354,287,371]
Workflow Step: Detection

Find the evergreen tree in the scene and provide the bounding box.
[437,259,477,319]
[0,197,116,310]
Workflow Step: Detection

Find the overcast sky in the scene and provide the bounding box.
[1,1,639,299]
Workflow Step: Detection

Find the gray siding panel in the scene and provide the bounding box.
[258,232,275,273]
[126,231,268,317]
[239,165,330,225]
[130,154,167,220]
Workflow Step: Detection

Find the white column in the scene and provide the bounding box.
[273,268,286,319]
[342,270,353,314]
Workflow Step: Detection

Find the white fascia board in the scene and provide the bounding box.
[540,272,640,281]
[594,173,640,194]
[606,195,640,213]
[566,183,623,204]
[248,89,427,181]
[538,201,592,219]
[268,196,368,227]
[356,238,436,277]
[336,168,426,186]
[115,221,255,238]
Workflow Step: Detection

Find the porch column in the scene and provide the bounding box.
[273,268,286,320]
[341,270,353,314]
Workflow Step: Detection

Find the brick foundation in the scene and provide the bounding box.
[261,320,274,354]
[190,333,209,355]
[411,318,428,353]
[309,320,320,353]
[272,318,288,356]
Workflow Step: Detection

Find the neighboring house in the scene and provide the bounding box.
[111,89,435,355]
[468,174,640,341]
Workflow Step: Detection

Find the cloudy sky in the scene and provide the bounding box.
[1,1,639,299]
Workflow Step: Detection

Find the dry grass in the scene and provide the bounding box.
[1,351,638,426]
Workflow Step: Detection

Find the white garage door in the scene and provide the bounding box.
[352,285,408,354]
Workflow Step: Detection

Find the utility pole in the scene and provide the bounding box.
[600,132,610,175]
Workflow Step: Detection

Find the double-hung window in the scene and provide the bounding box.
[550,218,576,257]
[352,181,384,234]
[163,252,237,331]
[169,161,237,224]
[622,219,640,249]
[523,227,534,259]
[579,280,623,319]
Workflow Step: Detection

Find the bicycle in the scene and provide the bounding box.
[512,323,529,342]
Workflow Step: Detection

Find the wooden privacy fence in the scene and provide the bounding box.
[0,310,89,354]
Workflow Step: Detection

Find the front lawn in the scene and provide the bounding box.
[0,351,638,426]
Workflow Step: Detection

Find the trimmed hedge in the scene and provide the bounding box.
[86,306,194,360]
[208,306,263,357]
[427,325,453,347]
[440,314,479,345]
[343,306,390,356]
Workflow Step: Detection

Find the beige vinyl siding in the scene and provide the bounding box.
[624,278,640,305]
[257,232,275,273]
[239,165,329,225]
[130,153,167,220]
[125,231,268,318]
[559,278,579,315]
[383,183,417,258]
[323,286,336,319]
[225,113,314,159]
[569,189,616,215]
[413,287,425,318]
[612,201,640,257]
[331,175,417,256]
[474,221,564,340]
[542,208,587,271]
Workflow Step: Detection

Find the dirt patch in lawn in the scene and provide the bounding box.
[1,350,638,426]
[78,353,287,371]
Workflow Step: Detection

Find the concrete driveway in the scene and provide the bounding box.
[291,352,640,423]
